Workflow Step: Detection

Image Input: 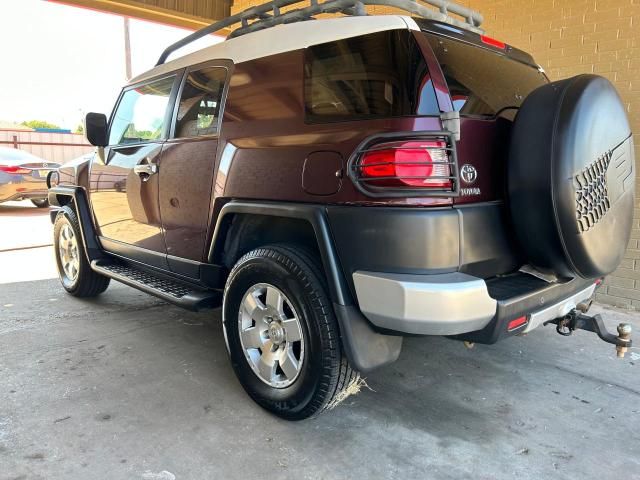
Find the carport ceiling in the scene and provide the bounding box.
[50,0,231,29]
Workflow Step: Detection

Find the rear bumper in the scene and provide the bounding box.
[353,271,496,335]
[330,204,597,340]
[0,190,49,202]
[0,179,48,202]
[524,283,597,333]
[352,270,596,337]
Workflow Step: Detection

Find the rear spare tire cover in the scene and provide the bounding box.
[509,74,635,279]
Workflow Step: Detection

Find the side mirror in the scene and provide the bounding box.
[85,112,108,147]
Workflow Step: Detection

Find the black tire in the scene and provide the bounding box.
[53,206,110,297]
[31,198,49,208]
[509,74,635,278]
[223,244,360,420]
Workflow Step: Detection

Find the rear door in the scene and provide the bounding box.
[90,74,179,269]
[158,62,229,278]
[423,33,548,204]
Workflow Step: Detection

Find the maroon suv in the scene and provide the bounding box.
[47,1,635,420]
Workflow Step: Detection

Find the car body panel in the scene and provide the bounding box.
[89,143,167,267]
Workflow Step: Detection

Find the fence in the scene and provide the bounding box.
[0,129,94,164]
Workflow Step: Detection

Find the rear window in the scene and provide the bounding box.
[425,34,548,118]
[304,30,439,122]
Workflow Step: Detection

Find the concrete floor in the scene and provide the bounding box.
[1,201,640,480]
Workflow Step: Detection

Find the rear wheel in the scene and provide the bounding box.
[31,198,49,208]
[223,244,360,420]
[53,206,110,297]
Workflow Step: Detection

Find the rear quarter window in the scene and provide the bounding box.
[425,33,548,118]
[304,30,439,122]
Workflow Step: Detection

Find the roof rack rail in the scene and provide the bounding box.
[156,0,484,66]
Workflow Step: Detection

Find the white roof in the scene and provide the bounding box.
[129,15,419,85]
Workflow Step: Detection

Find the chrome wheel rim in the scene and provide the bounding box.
[58,223,80,282]
[238,283,305,388]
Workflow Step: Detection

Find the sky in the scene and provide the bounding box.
[0,0,223,129]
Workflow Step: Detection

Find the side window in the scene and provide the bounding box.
[175,67,226,138]
[304,30,439,122]
[109,76,175,145]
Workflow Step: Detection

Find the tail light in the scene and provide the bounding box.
[356,140,454,190]
[350,133,459,197]
[0,165,30,175]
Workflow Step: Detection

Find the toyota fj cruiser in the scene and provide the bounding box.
[48,0,635,420]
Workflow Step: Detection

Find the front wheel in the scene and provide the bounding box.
[223,244,360,420]
[53,206,110,297]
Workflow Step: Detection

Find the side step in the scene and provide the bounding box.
[91,260,222,311]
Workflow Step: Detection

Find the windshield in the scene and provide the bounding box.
[425,33,548,118]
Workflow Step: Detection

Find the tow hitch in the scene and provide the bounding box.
[547,311,633,358]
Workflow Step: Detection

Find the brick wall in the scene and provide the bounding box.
[464,0,639,308]
[229,0,639,307]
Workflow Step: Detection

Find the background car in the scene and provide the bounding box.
[0,147,60,208]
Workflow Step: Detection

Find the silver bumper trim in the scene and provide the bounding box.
[352,271,497,335]
[523,283,598,333]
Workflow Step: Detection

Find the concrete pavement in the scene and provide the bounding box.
[1,201,639,480]
[0,201,52,252]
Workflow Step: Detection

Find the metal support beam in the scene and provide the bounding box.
[48,0,231,30]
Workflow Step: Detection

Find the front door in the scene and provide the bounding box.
[158,63,228,277]
[90,74,178,269]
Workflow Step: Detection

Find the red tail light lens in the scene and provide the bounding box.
[0,165,30,175]
[480,35,506,49]
[359,141,452,188]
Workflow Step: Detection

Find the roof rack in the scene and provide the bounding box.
[156,0,484,66]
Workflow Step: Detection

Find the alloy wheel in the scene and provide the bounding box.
[58,223,80,282]
[238,283,305,388]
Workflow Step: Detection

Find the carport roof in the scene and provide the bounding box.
[49,0,229,30]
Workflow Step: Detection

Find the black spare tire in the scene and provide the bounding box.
[509,74,635,279]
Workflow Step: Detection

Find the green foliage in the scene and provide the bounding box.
[124,124,159,141]
[75,123,84,134]
[21,119,61,130]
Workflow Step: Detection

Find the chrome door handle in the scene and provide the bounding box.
[134,164,158,180]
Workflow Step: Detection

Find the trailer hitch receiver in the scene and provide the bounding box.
[547,311,633,358]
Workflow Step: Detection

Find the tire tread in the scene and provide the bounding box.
[225,243,360,419]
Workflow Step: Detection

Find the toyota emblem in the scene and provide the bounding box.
[460,164,478,184]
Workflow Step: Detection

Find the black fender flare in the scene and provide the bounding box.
[209,201,351,305]
[208,201,402,372]
[48,186,103,262]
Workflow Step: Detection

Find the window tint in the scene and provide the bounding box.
[109,76,175,145]
[304,31,439,122]
[175,67,226,138]
[424,34,548,117]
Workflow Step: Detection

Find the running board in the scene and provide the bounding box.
[91,260,221,311]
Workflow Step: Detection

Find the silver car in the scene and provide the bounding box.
[0,147,60,208]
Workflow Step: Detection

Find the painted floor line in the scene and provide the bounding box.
[0,244,53,253]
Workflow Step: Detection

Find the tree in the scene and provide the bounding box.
[21,120,61,130]
[75,123,84,134]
